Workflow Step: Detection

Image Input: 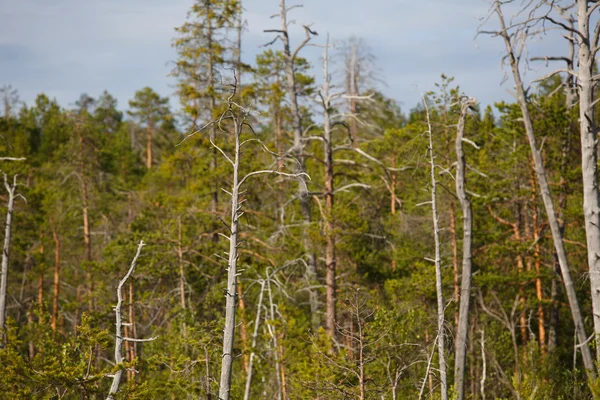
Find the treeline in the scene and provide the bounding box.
[1,0,599,399]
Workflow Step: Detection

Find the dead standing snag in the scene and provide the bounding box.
[106,241,157,400]
[183,76,309,400]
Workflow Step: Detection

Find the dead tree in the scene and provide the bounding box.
[308,35,373,337]
[179,76,309,400]
[530,0,600,361]
[243,279,265,400]
[0,85,19,119]
[317,35,339,336]
[480,0,597,383]
[106,241,157,400]
[545,15,576,352]
[453,97,477,400]
[571,2,600,356]
[423,95,448,400]
[339,37,376,140]
[264,0,319,330]
[265,269,285,400]
[0,174,24,346]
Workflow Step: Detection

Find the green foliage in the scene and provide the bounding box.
[0,5,595,396]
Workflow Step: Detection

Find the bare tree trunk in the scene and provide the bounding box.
[345,39,359,140]
[470,318,478,399]
[107,241,154,400]
[454,97,476,400]
[216,81,306,400]
[126,280,137,386]
[237,282,249,374]
[574,0,600,362]
[243,280,265,400]
[321,36,337,336]
[425,326,433,394]
[490,0,597,381]
[480,329,486,400]
[234,0,243,87]
[266,275,283,400]
[218,103,243,400]
[274,0,319,330]
[279,330,287,400]
[550,105,572,353]
[450,205,459,327]
[423,97,448,400]
[51,228,60,332]
[550,31,575,352]
[0,174,17,345]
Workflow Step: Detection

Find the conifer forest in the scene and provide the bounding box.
[4,0,600,398]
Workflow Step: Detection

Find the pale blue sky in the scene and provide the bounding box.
[0,0,562,115]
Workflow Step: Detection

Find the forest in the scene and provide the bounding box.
[1,0,600,398]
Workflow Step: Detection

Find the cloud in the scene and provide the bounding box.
[0,0,570,115]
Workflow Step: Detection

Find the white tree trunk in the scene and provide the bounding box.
[0,174,17,346]
[265,275,283,400]
[107,241,155,400]
[213,82,310,399]
[243,280,265,400]
[424,96,448,400]
[574,0,600,362]
[454,98,476,400]
[218,115,242,400]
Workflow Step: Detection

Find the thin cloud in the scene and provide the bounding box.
[0,0,567,114]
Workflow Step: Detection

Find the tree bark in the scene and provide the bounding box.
[243,280,265,400]
[237,282,249,374]
[454,98,476,400]
[266,276,283,400]
[345,40,359,140]
[574,0,600,362]
[218,109,243,400]
[424,97,448,400]
[321,36,337,336]
[450,204,459,328]
[107,241,152,400]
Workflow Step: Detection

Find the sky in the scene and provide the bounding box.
[0,0,564,115]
